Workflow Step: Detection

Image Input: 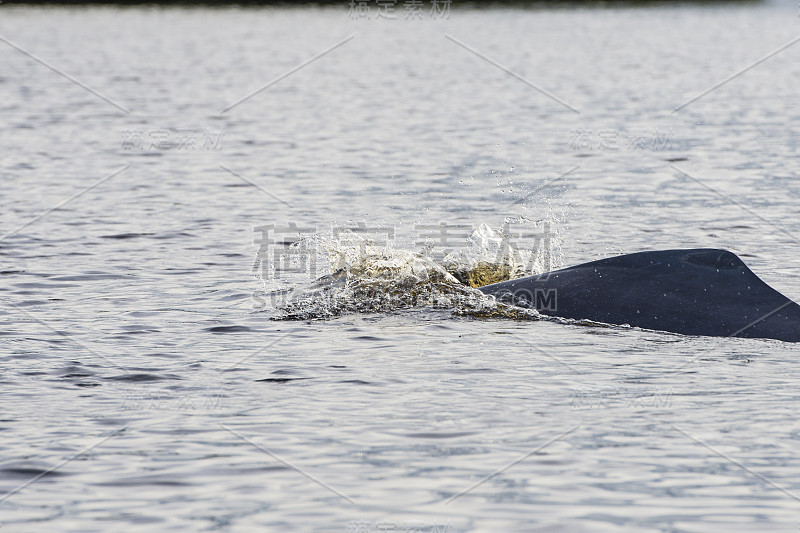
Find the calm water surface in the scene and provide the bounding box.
[2,2,800,531]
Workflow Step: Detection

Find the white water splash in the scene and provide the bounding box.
[442,222,555,285]
[265,224,552,320]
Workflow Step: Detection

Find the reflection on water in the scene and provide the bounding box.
[1,1,800,531]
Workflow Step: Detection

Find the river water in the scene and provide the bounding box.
[1,1,800,531]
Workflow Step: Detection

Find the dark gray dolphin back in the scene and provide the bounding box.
[479,249,800,342]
